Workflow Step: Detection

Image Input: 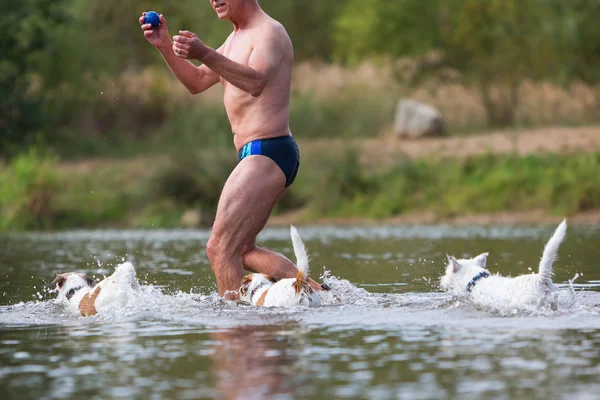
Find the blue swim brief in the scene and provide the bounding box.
[237,135,300,187]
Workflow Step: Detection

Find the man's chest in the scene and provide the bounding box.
[221,33,254,66]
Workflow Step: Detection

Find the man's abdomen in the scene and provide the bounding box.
[223,85,291,151]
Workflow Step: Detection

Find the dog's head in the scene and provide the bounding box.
[440,253,489,294]
[239,274,277,303]
[52,273,95,299]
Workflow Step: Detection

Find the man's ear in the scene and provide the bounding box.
[473,252,489,268]
[447,255,461,273]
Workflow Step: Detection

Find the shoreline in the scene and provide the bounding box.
[267,209,600,227]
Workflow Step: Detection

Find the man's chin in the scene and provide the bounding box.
[214,7,230,19]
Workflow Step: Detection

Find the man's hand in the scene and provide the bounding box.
[173,31,210,60]
[139,12,171,51]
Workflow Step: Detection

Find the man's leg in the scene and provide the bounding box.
[206,155,318,297]
[239,192,324,291]
[242,247,324,291]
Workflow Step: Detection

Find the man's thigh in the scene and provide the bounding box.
[211,155,286,256]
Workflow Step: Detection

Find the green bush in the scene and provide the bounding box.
[0,149,59,230]
[299,150,378,217]
[306,151,600,220]
[290,90,396,139]
[3,148,599,231]
[150,149,236,214]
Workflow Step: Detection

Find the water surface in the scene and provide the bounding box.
[1,224,599,399]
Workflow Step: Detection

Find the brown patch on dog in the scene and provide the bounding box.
[79,287,102,317]
[239,275,254,298]
[52,273,95,289]
[52,274,68,289]
[292,270,308,295]
[256,289,269,307]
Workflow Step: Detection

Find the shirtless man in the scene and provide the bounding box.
[139,0,326,298]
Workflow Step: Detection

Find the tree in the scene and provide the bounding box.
[447,0,558,127]
[551,0,600,114]
[0,0,69,157]
[333,0,561,128]
[334,0,445,63]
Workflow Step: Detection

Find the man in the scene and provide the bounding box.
[139,0,326,298]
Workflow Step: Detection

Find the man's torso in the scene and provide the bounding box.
[219,18,293,151]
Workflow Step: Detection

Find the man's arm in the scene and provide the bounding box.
[173,26,285,97]
[159,45,221,95]
[139,13,220,95]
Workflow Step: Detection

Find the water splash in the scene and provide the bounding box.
[2,265,599,331]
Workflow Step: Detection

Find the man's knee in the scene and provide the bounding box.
[206,235,228,270]
[206,232,250,269]
[240,243,256,265]
[241,243,256,257]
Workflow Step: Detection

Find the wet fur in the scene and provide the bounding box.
[239,226,321,308]
[440,219,567,311]
[53,262,139,317]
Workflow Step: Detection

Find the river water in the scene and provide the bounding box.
[1,224,599,399]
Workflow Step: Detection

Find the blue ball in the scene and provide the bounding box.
[144,11,160,28]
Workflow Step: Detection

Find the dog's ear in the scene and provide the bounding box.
[239,275,253,297]
[447,255,461,273]
[52,274,68,289]
[264,274,280,284]
[473,252,489,268]
[83,275,96,287]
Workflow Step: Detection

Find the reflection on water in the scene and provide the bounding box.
[211,324,302,400]
[1,224,600,399]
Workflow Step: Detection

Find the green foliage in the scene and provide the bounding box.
[0,149,59,230]
[550,0,600,96]
[4,0,600,159]
[335,0,446,63]
[301,152,600,220]
[301,150,378,217]
[333,0,600,127]
[0,0,69,156]
[151,150,236,213]
[152,103,233,153]
[260,0,347,61]
[51,166,134,230]
[290,90,396,139]
[2,151,599,231]
[447,0,559,126]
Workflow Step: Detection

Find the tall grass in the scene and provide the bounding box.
[297,151,600,220]
[0,150,58,230]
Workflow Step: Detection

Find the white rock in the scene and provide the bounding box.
[394,100,445,139]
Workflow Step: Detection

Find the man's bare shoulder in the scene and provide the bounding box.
[258,18,292,51]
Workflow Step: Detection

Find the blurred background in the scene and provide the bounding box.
[2,0,600,231]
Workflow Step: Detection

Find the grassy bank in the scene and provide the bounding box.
[2,144,600,231]
[298,150,600,220]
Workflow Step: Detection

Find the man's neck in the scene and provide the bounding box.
[231,2,264,32]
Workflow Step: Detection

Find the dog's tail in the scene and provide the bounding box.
[538,219,567,281]
[291,225,309,292]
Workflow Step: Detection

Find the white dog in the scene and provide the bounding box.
[239,226,321,308]
[440,219,567,311]
[52,262,140,317]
